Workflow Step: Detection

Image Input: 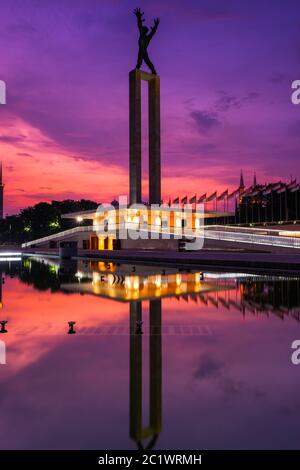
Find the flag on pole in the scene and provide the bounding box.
[241,186,255,197]
[290,184,300,193]
[181,195,188,204]
[197,193,206,203]
[217,189,228,201]
[287,180,298,190]
[270,182,282,192]
[262,184,273,196]
[207,191,217,202]
[227,188,239,199]
[277,184,287,194]
[189,194,197,204]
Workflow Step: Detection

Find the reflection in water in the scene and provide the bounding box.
[130,300,162,450]
[67,321,77,335]
[0,266,7,333]
[1,257,300,449]
[13,257,300,322]
[0,320,8,334]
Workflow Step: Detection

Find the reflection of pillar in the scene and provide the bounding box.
[0,268,3,310]
[130,300,142,439]
[129,299,162,448]
[0,162,4,220]
[129,70,161,205]
[149,299,162,435]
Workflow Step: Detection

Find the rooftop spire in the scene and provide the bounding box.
[0,161,2,185]
[253,171,257,187]
[239,169,244,189]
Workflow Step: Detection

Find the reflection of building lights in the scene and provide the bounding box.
[107,274,114,286]
[125,275,140,291]
[155,216,161,226]
[195,218,200,229]
[75,271,83,281]
[176,218,182,228]
[125,276,132,290]
[92,272,100,284]
[155,274,162,288]
[133,276,139,290]
[194,272,201,284]
[133,216,139,224]
[176,273,181,286]
[49,265,58,275]
[76,216,83,222]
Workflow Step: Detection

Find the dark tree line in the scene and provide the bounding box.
[0,199,99,244]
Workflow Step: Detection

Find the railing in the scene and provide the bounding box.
[204,229,300,249]
[21,222,300,250]
[21,226,95,248]
[205,225,283,235]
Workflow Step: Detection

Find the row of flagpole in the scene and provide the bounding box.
[165,179,300,213]
[166,188,240,212]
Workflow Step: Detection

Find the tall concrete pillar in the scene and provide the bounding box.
[129,71,142,205]
[129,70,161,205]
[148,78,161,205]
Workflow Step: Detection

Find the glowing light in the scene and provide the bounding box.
[75,271,83,281]
[49,221,60,229]
[107,274,114,286]
[125,275,140,291]
[176,273,181,286]
[155,274,162,288]
[76,216,83,222]
[279,231,300,237]
[92,272,100,284]
[132,276,139,290]
[125,276,132,290]
[0,252,22,257]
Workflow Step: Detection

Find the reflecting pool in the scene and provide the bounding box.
[0,257,300,449]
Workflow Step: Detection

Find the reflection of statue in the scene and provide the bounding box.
[134,8,159,75]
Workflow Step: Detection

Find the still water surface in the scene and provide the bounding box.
[0,257,299,450]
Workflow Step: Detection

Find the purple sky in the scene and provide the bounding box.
[0,0,300,213]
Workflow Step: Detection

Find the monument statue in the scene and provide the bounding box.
[134,7,159,75]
